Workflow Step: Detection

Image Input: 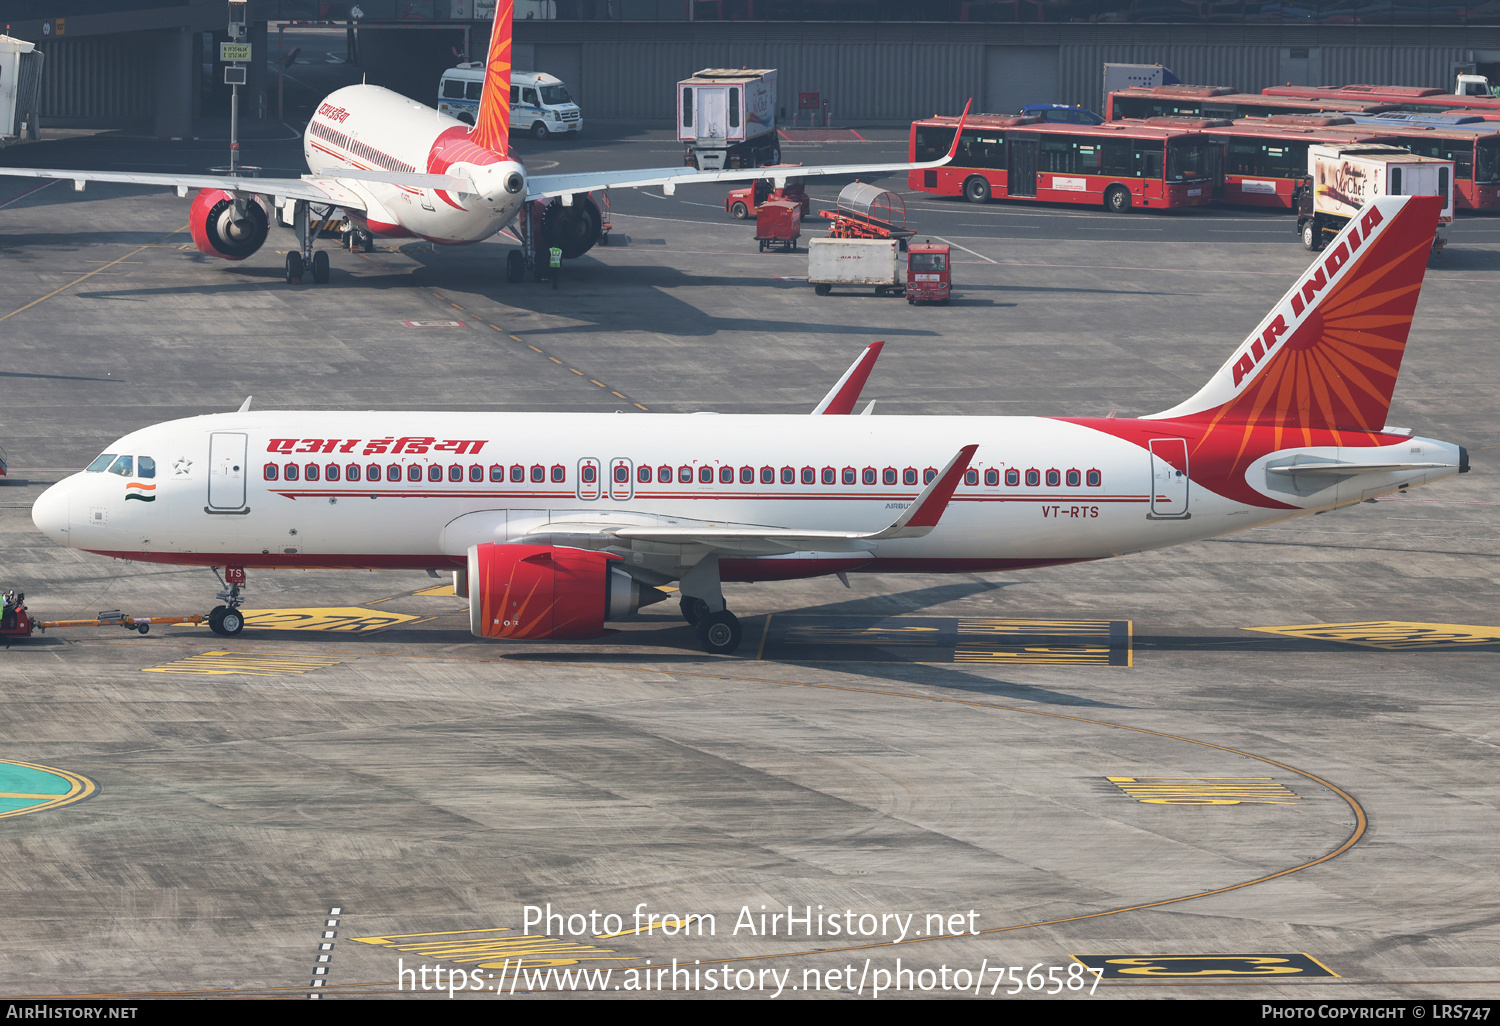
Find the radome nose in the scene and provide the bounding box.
[31,480,70,544]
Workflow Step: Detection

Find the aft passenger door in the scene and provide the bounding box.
[1148,438,1190,519]
[207,432,248,512]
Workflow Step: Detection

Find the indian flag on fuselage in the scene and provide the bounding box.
[124,482,156,502]
[469,0,513,154]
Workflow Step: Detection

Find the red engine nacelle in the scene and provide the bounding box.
[467,543,662,640]
[189,188,271,261]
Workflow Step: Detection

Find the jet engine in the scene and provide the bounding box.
[539,195,602,259]
[467,543,665,640]
[188,189,271,261]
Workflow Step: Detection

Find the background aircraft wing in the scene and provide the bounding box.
[0,167,366,209]
[528,101,970,200]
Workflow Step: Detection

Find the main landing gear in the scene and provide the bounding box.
[677,557,742,655]
[207,567,247,637]
[284,199,333,285]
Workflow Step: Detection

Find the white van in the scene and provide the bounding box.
[437,65,582,138]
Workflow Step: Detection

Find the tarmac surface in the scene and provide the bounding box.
[0,92,1498,1000]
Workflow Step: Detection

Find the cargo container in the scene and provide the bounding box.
[807,238,904,296]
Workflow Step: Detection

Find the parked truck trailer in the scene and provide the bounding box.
[678,68,779,171]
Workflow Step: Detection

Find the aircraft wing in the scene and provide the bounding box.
[0,167,371,210]
[526,445,978,557]
[527,102,971,201]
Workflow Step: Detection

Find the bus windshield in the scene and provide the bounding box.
[1167,138,1214,181]
[1476,137,1500,184]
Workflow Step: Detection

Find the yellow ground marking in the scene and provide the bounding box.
[1073,953,1338,979]
[784,624,947,645]
[528,345,543,353]
[634,404,649,411]
[548,356,563,364]
[354,928,624,969]
[1247,621,1500,651]
[414,584,457,597]
[612,392,627,399]
[235,607,424,633]
[955,645,1113,665]
[569,367,583,375]
[755,613,772,660]
[0,224,189,324]
[956,618,1124,666]
[590,380,605,388]
[1107,776,1302,805]
[0,759,97,820]
[142,651,349,676]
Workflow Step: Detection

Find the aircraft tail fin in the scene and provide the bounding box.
[470,0,513,154]
[1149,195,1441,439]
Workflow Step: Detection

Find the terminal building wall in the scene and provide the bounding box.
[509,21,1500,123]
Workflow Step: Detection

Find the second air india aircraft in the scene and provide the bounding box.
[30,195,1467,653]
[0,1,964,284]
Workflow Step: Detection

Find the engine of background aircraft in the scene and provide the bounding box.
[188,189,271,261]
[540,196,603,259]
[466,543,665,640]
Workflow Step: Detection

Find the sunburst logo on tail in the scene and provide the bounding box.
[470,0,513,154]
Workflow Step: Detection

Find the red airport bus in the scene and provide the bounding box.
[908,115,1215,212]
[1263,84,1500,117]
[1105,85,1396,122]
[1338,121,1500,210]
[1202,116,1396,208]
[1116,115,1397,209]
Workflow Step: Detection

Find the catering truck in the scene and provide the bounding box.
[1299,143,1454,256]
[678,68,778,170]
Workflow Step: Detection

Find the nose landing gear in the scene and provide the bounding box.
[208,567,247,636]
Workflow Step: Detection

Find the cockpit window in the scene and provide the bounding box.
[138,456,156,479]
[107,456,134,477]
[86,454,117,472]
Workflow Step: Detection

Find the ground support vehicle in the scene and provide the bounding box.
[678,69,778,171]
[0,34,42,147]
[1298,143,1454,257]
[820,182,915,241]
[439,65,582,137]
[755,200,801,252]
[909,114,1214,212]
[905,241,951,304]
[0,600,208,645]
[807,237,904,296]
[726,168,808,220]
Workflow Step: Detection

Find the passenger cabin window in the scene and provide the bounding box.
[1046,469,1060,487]
[428,465,443,483]
[327,464,341,482]
[1025,469,1040,486]
[720,466,734,484]
[511,465,524,483]
[741,466,755,484]
[407,465,422,483]
[801,467,815,485]
[883,468,897,485]
[490,465,504,482]
[551,465,566,483]
[581,465,597,484]
[924,468,937,484]
[699,467,713,484]
[761,466,775,484]
[843,467,856,485]
[985,469,999,486]
[1066,469,1081,487]
[659,465,672,483]
[306,464,320,482]
[470,465,483,483]
[285,463,300,481]
[964,470,978,485]
[263,463,278,481]
[367,463,381,481]
[138,456,156,479]
[903,468,918,486]
[531,465,545,483]
[638,465,652,484]
[863,468,876,485]
[1006,469,1020,486]
[449,465,463,483]
[615,465,631,484]
[1087,469,1102,487]
[781,467,795,485]
[679,466,693,484]
[87,454,117,472]
[108,456,133,477]
[348,464,362,482]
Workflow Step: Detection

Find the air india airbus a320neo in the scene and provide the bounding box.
[30,195,1467,653]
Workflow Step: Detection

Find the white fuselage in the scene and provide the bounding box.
[303,85,526,245]
[31,411,1462,583]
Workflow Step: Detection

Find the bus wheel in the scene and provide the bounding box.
[1301,220,1322,251]
[1105,185,1132,213]
[963,176,990,204]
